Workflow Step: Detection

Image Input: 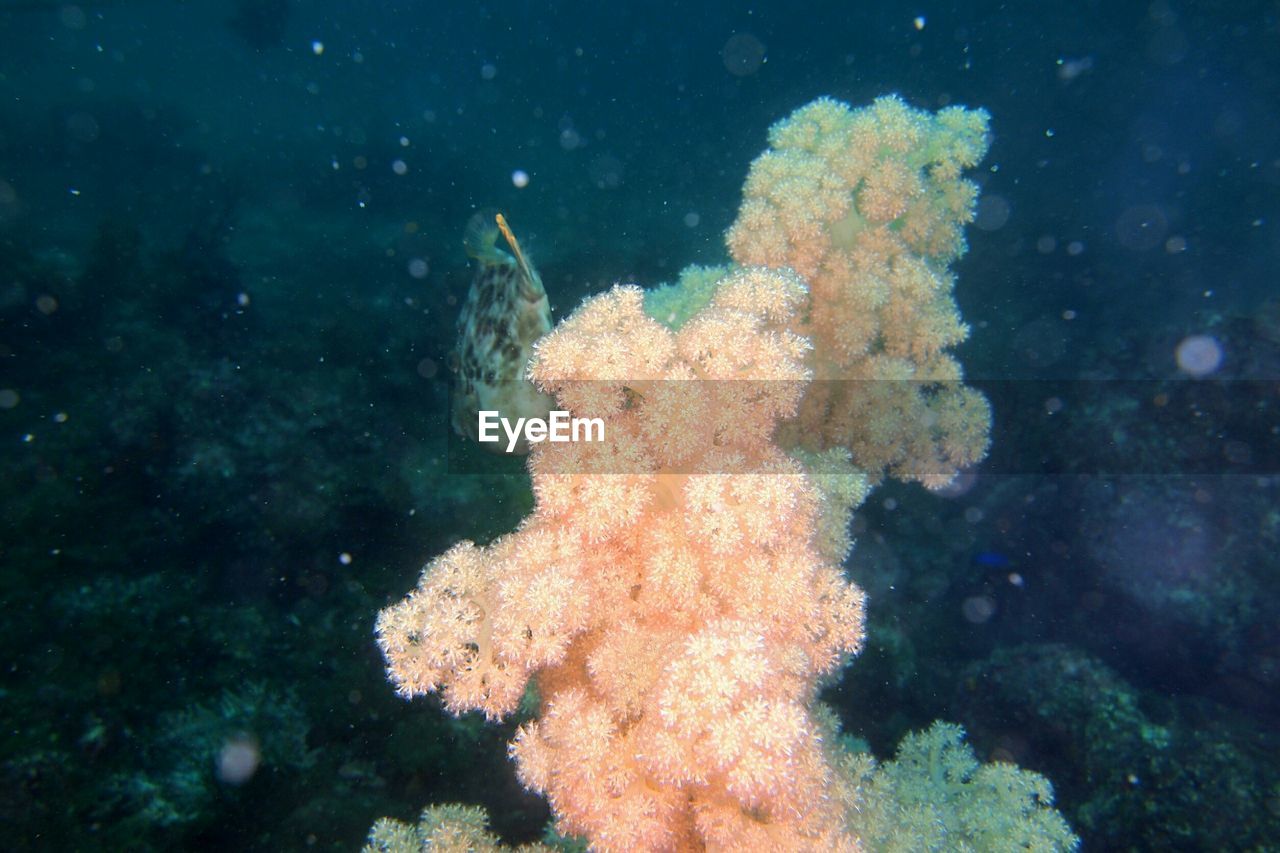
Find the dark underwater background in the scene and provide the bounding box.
[2,0,1278,849]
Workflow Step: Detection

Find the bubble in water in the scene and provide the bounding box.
[1175,334,1222,378]
[962,595,997,624]
[721,33,766,76]
[216,733,260,785]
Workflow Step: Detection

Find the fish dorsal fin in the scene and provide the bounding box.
[463,209,506,263]
[495,213,542,299]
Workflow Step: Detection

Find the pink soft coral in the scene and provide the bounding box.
[376,268,865,849]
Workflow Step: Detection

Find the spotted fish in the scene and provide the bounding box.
[450,211,555,454]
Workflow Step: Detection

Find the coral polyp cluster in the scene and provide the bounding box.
[377,268,868,848]
[372,97,1077,852]
[728,96,992,488]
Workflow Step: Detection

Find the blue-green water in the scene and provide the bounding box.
[1,1,1277,850]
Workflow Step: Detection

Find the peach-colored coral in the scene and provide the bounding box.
[376,268,867,850]
[376,96,999,851]
[727,95,992,488]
